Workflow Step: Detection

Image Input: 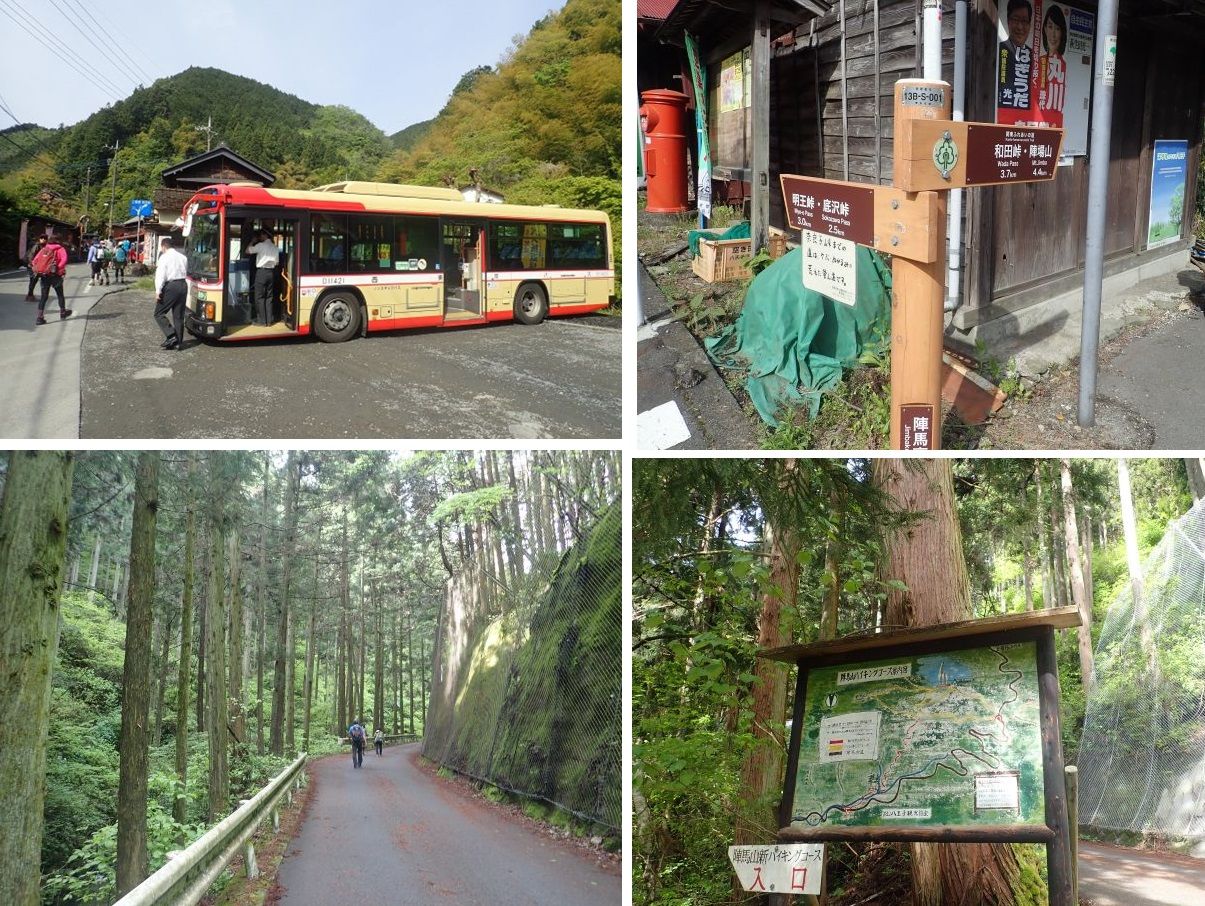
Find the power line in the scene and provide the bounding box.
[46,0,144,91]
[0,0,124,102]
[63,0,155,86]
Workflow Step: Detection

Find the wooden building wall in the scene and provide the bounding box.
[761,0,1204,327]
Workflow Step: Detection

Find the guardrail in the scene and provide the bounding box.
[113,752,307,906]
[338,733,421,746]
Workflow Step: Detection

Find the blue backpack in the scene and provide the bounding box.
[350,724,365,744]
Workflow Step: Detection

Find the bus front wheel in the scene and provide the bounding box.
[313,291,362,342]
[513,282,548,325]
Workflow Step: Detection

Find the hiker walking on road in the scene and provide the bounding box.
[374,728,384,757]
[32,235,72,326]
[349,720,366,769]
[24,234,47,301]
[87,239,102,287]
[113,241,128,283]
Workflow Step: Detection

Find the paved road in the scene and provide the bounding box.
[24,277,619,439]
[272,745,618,905]
[1079,841,1205,905]
[0,263,121,438]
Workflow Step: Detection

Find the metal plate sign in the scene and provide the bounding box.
[965,125,1061,185]
[781,176,875,246]
[902,85,945,108]
[789,642,1046,832]
[900,404,935,450]
[729,844,824,894]
[802,231,857,306]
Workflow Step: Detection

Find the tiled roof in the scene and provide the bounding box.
[637,0,677,20]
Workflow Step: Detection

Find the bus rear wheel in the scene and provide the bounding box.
[313,291,362,342]
[513,282,548,325]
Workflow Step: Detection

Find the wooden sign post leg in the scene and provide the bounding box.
[890,80,951,450]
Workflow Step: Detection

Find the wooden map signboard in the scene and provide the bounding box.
[761,607,1082,906]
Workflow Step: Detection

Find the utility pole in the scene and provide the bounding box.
[106,140,119,238]
[81,164,92,232]
[195,115,215,152]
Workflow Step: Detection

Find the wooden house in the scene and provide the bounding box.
[651,0,1205,355]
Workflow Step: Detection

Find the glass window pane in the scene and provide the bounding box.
[394,216,439,272]
[309,213,347,272]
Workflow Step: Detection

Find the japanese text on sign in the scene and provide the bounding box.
[728,844,824,895]
[803,231,857,307]
[901,405,934,450]
[966,125,1060,184]
[837,664,911,686]
[781,175,875,246]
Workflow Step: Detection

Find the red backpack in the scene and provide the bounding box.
[31,243,59,276]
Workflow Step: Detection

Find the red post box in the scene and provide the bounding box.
[639,89,690,214]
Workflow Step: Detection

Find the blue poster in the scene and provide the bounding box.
[1147,140,1189,248]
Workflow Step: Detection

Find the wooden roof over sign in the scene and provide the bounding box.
[659,0,831,47]
[759,606,1082,664]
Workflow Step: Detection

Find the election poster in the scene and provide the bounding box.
[1147,140,1190,248]
[996,1,1094,156]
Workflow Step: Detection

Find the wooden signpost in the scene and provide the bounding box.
[760,606,1081,906]
[780,79,1064,449]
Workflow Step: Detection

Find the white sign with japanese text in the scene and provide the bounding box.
[728,843,824,894]
[802,230,856,306]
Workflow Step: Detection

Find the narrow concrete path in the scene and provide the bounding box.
[1079,840,1205,906]
[272,744,618,905]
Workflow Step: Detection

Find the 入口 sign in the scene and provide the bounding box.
[728,844,824,894]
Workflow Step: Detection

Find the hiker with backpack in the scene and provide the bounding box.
[24,234,47,301]
[349,720,366,769]
[113,241,127,283]
[374,728,384,757]
[87,239,102,287]
[31,235,72,326]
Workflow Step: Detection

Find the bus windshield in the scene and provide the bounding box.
[185,212,220,282]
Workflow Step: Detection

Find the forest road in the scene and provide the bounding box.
[1078,840,1205,905]
[270,744,619,905]
[80,287,620,439]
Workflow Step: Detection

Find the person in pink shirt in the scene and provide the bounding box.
[33,234,72,326]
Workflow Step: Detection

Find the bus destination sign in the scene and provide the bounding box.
[964,125,1061,185]
[781,176,875,247]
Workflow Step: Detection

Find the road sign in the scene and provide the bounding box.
[129,199,152,218]
[781,174,940,264]
[896,121,1064,191]
[781,176,875,246]
[728,844,823,894]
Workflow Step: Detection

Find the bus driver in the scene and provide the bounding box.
[245,230,280,326]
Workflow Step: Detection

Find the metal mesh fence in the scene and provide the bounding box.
[422,501,621,831]
[1077,497,1205,838]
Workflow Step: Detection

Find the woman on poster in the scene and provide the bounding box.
[1034,4,1067,127]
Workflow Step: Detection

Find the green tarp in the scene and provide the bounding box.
[704,246,892,426]
[687,220,750,258]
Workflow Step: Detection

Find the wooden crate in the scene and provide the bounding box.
[692,236,753,283]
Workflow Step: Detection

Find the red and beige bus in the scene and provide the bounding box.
[180,180,614,342]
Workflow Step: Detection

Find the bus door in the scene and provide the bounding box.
[225,213,300,329]
[440,220,485,316]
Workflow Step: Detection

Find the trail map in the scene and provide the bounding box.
[791,642,1045,830]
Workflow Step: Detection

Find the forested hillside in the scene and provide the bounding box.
[633,457,1197,906]
[0,0,619,231]
[0,449,616,905]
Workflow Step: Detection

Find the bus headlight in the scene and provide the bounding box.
[203,302,215,320]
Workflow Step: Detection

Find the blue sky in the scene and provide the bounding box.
[0,0,560,134]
